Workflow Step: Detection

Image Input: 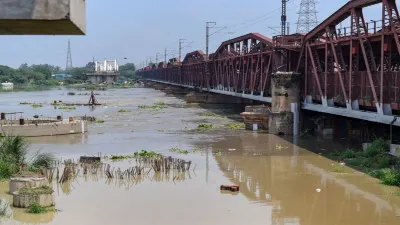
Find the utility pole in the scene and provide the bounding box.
[179,39,186,62]
[281,0,289,35]
[156,53,159,64]
[206,22,216,59]
[164,48,167,63]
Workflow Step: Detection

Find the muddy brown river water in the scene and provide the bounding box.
[0,87,399,225]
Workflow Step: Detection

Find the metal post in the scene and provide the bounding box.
[164,48,167,63]
[179,39,186,62]
[206,22,217,59]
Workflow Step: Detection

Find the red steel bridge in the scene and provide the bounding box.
[137,0,400,126]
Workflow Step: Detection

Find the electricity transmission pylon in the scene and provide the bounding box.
[66,39,73,71]
[296,0,318,33]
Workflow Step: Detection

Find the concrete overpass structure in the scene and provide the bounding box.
[0,0,85,35]
[87,59,120,84]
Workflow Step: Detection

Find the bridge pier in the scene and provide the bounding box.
[240,72,300,135]
[269,72,300,136]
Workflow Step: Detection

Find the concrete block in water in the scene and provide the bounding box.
[0,0,86,35]
[9,175,48,194]
[13,192,55,208]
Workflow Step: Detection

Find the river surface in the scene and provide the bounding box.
[0,87,399,225]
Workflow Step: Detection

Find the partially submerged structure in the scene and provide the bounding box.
[0,112,88,137]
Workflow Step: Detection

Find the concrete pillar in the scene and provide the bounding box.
[269,72,300,135]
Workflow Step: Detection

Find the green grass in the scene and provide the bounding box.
[0,135,56,180]
[110,154,134,160]
[192,147,204,153]
[94,119,105,123]
[169,148,189,154]
[117,109,131,113]
[227,123,245,130]
[19,186,54,195]
[26,203,48,214]
[322,139,400,187]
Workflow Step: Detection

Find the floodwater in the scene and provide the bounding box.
[0,87,399,225]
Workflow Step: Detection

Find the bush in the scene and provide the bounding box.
[365,138,388,157]
[0,135,55,179]
[371,168,400,186]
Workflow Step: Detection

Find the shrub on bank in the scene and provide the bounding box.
[0,135,55,180]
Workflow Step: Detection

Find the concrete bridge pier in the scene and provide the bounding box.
[240,72,301,135]
[269,72,300,136]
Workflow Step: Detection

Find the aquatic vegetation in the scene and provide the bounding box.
[31,103,43,108]
[118,109,131,113]
[192,147,204,153]
[154,100,166,105]
[58,106,76,110]
[134,150,161,157]
[94,119,105,123]
[19,186,54,195]
[138,105,167,110]
[169,148,189,154]
[0,198,12,217]
[19,102,35,105]
[199,112,225,118]
[109,150,161,160]
[197,124,213,130]
[227,123,245,130]
[0,135,56,179]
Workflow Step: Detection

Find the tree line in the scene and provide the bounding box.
[0,62,138,86]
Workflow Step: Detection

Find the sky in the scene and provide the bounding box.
[0,0,382,69]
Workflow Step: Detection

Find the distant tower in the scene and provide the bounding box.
[296,0,318,33]
[66,39,73,71]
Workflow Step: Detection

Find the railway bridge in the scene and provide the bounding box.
[137,0,400,129]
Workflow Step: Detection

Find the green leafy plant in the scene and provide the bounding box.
[27,203,47,214]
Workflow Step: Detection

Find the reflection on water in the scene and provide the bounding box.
[211,134,400,225]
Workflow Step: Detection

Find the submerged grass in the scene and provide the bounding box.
[154,100,166,106]
[117,109,131,113]
[138,105,167,110]
[109,150,161,160]
[227,123,245,130]
[169,148,189,155]
[94,119,105,123]
[197,123,213,130]
[58,106,76,110]
[31,103,43,108]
